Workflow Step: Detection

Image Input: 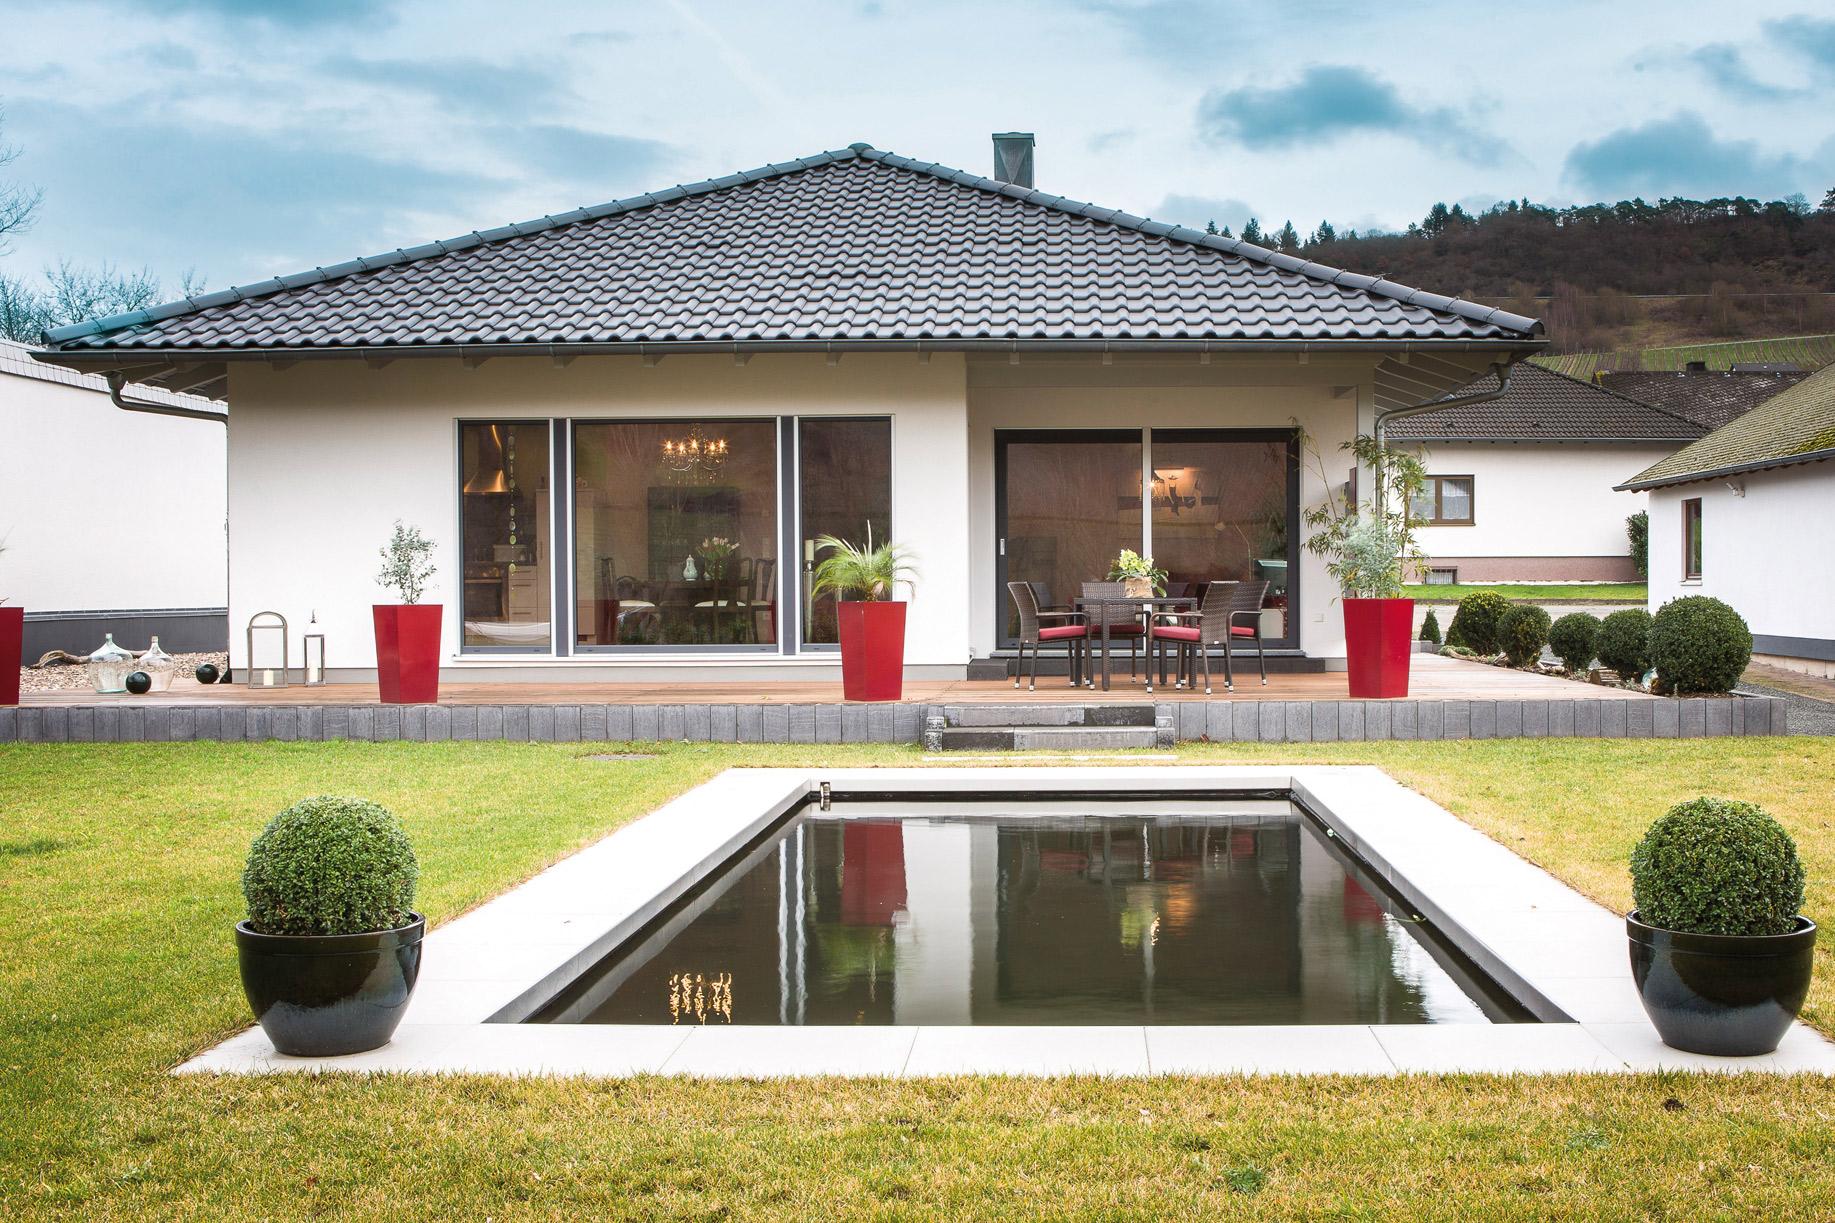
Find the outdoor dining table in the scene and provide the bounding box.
[1072,595,1195,691]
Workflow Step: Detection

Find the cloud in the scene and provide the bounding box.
[319,56,570,116]
[1196,65,1506,164]
[1153,193,1256,232]
[1766,15,1835,72]
[1086,129,1134,155]
[489,125,676,199]
[121,0,397,25]
[1684,43,1801,100]
[1562,111,1818,199]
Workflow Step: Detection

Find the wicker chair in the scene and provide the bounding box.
[1078,581,1147,686]
[1147,580,1269,694]
[1006,581,1088,690]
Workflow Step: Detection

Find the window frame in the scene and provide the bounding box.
[1414,475,1476,526]
[1681,497,1703,581]
[454,418,559,656]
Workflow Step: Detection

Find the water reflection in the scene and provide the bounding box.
[541,806,1492,1026]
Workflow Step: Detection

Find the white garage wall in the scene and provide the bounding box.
[0,356,226,612]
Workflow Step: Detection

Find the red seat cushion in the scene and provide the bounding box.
[1037,625,1086,641]
[1094,623,1146,635]
[1230,625,1257,637]
[1152,624,1202,642]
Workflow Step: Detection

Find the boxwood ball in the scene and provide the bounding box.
[195,662,220,684]
[124,670,152,695]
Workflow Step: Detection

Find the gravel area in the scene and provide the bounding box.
[18,651,229,693]
[1734,681,1835,736]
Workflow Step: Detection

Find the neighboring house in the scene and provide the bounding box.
[0,338,227,657]
[32,136,1544,683]
[1618,363,1835,677]
[1386,364,1699,582]
[1597,364,1808,432]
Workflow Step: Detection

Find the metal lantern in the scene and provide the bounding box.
[245,611,290,689]
[301,633,327,686]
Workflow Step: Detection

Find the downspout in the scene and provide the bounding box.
[106,372,228,424]
[1373,359,1514,444]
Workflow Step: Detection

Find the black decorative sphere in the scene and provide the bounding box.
[195,662,221,685]
[124,670,152,695]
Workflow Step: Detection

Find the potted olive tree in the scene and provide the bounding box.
[373,521,440,704]
[1301,433,1429,699]
[236,796,424,1056]
[811,530,918,702]
[0,543,20,708]
[1628,797,1815,1056]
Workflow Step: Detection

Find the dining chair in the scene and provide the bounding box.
[1147,580,1270,694]
[1007,581,1088,690]
[1078,581,1147,685]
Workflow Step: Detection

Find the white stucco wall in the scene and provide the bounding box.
[225,353,969,673]
[1646,462,1835,668]
[1408,443,1671,567]
[0,363,226,611]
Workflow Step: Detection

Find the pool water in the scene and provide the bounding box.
[533,799,1517,1026]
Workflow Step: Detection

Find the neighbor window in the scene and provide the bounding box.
[798,418,892,645]
[1410,476,1475,525]
[1682,498,1703,580]
[458,421,552,650]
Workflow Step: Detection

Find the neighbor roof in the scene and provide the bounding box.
[1385,362,1703,443]
[1617,363,1835,490]
[1596,368,1808,432]
[33,144,1540,398]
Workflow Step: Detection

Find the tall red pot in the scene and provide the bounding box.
[1342,597,1414,699]
[835,601,907,702]
[372,604,443,704]
[0,605,22,707]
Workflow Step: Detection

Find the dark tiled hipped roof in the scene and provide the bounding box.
[1385,363,1702,443]
[1597,369,1809,431]
[1619,364,1835,490]
[40,145,1539,356]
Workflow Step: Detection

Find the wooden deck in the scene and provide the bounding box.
[21,654,1653,706]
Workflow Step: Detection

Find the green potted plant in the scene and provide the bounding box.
[236,796,424,1056]
[1628,797,1814,1056]
[373,521,440,704]
[811,529,918,702]
[0,542,19,708]
[1300,432,1430,698]
[1106,549,1167,598]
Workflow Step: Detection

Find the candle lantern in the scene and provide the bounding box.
[245,611,290,689]
[302,633,327,686]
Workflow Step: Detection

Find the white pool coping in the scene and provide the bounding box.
[179,766,1835,1078]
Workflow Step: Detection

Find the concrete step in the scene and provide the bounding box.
[946,703,1157,728]
[933,725,1160,751]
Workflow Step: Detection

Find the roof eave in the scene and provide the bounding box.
[1615,447,1835,491]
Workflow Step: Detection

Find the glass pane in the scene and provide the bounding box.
[1408,488,1436,521]
[1439,478,1473,523]
[799,418,892,644]
[1148,435,1291,634]
[1685,501,1703,576]
[460,422,551,650]
[573,420,778,647]
[1000,435,1143,640]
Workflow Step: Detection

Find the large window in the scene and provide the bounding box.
[798,418,892,645]
[1682,497,1703,580]
[459,421,552,650]
[997,432,1144,638]
[1410,475,1474,525]
[572,420,780,648]
[1149,432,1293,630]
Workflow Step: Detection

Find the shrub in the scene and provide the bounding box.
[1445,590,1511,654]
[1548,612,1601,672]
[1595,608,1653,681]
[1626,510,1649,580]
[1630,798,1804,936]
[242,796,419,936]
[1419,608,1441,644]
[1497,604,1552,667]
[1649,596,1753,694]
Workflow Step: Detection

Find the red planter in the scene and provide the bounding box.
[372,604,443,704]
[1342,597,1414,699]
[0,605,21,707]
[836,601,907,702]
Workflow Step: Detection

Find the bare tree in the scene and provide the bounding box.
[0,105,43,255]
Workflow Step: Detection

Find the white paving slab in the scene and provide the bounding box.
[179,764,1835,1079]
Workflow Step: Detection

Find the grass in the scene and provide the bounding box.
[1533,333,1835,380]
[1404,583,1646,603]
[4,737,1835,1218]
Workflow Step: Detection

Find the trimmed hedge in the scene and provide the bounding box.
[1445,591,1511,655]
[1497,605,1552,667]
[1419,608,1441,645]
[242,796,419,936]
[1630,797,1804,936]
[1548,612,1601,673]
[1595,608,1653,682]
[1649,595,1753,695]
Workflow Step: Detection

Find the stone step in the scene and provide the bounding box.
[946,703,1157,728]
[933,725,1161,751]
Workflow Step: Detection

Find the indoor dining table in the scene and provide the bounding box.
[1072,594,1195,691]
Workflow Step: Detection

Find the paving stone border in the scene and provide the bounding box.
[0,696,1787,745]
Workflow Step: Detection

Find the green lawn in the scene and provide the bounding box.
[4,738,1834,1218]
[1405,582,1647,603]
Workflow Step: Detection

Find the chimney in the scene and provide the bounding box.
[992,132,1035,188]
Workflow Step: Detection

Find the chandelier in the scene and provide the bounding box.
[660,425,729,480]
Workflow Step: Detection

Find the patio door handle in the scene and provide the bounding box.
[999,537,1006,556]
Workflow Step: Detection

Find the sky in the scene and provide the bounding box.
[2,0,1834,295]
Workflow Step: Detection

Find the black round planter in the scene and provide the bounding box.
[236,914,425,1056]
[1627,910,1815,1056]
